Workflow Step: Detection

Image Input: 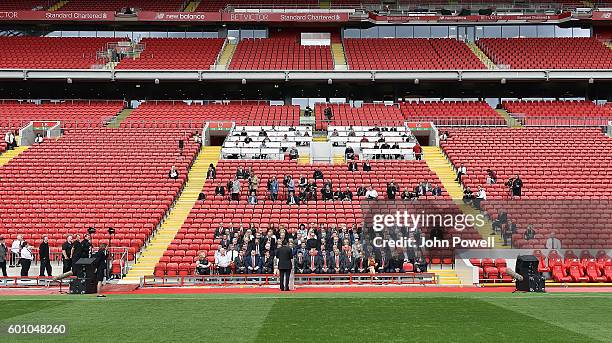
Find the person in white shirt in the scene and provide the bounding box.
[474,185,486,209]
[20,241,33,276]
[4,131,16,150]
[34,134,44,144]
[168,165,179,180]
[545,232,562,250]
[455,164,467,183]
[10,234,23,267]
[365,187,379,200]
[215,248,231,275]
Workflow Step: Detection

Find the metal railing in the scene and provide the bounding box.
[141,272,437,287]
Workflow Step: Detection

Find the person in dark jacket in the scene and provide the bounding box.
[39,236,52,277]
[93,243,109,297]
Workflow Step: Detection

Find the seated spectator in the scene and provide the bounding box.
[4,131,16,150]
[348,126,356,137]
[545,231,562,250]
[34,134,44,144]
[343,187,353,201]
[215,248,231,275]
[234,250,247,274]
[386,180,399,200]
[246,250,261,274]
[348,161,358,172]
[439,131,448,141]
[248,192,258,205]
[239,127,247,136]
[360,135,369,143]
[523,224,536,241]
[196,252,211,275]
[324,107,333,121]
[365,187,379,200]
[473,185,486,210]
[262,251,274,274]
[431,185,442,196]
[287,192,299,205]
[414,255,428,273]
[168,166,179,179]
[491,210,508,235]
[215,183,225,196]
[363,160,372,172]
[294,251,307,274]
[305,106,313,117]
[356,185,367,197]
[321,183,333,201]
[463,187,474,204]
[455,163,467,183]
[198,192,206,201]
[342,250,356,273]
[313,169,324,180]
[193,132,202,145]
[207,164,216,179]
[331,129,339,137]
[486,168,497,184]
[258,128,267,137]
[345,146,355,160]
[289,147,299,160]
[370,125,381,132]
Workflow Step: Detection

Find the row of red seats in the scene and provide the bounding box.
[116,38,225,70]
[477,38,612,69]
[344,38,485,70]
[0,128,199,259]
[441,128,612,249]
[0,100,124,130]
[121,102,300,127]
[315,103,405,130]
[230,38,334,70]
[401,101,505,126]
[0,37,121,69]
[61,0,184,11]
[502,100,612,127]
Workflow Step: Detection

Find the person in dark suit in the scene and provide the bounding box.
[262,251,274,274]
[512,174,523,197]
[234,250,247,274]
[330,247,343,274]
[306,248,320,274]
[376,251,392,273]
[93,243,109,297]
[71,234,82,274]
[275,243,293,291]
[245,250,262,274]
[294,251,308,274]
[38,236,52,277]
[341,251,356,273]
[354,252,368,273]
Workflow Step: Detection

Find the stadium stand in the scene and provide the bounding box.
[502,100,612,126]
[477,38,612,69]
[0,0,50,10]
[115,38,225,70]
[229,37,334,70]
[195,0,318,11]
[0,128,198,260]
[0,100,124,129]
[223,125,312,160]
[401,101,506,126]
[0,37,120,69]
[315,103,405,130]
[60,0,185,11]
[441,127,612,250]
[343,38,485,70]
[122,102,301,128]
[157,159,479,275]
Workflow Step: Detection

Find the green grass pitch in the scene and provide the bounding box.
[0,292,611,342]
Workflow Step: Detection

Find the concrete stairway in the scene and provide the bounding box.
[331,43,348,70]
[121,146,222,283]
[0,146,29,167]
[430,268,462,285]
[467,42,497,69]
[48,0,68,11]
[215,41,237,70]
[107,108,133,128]
[422,146,505,248]
[184,0,202,12]
[497,109,522,128]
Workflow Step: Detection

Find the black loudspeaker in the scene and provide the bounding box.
[69,278,97,294]
[74,258,97,280]
[441,9,452,15]
[459,8,471,16]
[515,255,545,292]
[479,8,493,16]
